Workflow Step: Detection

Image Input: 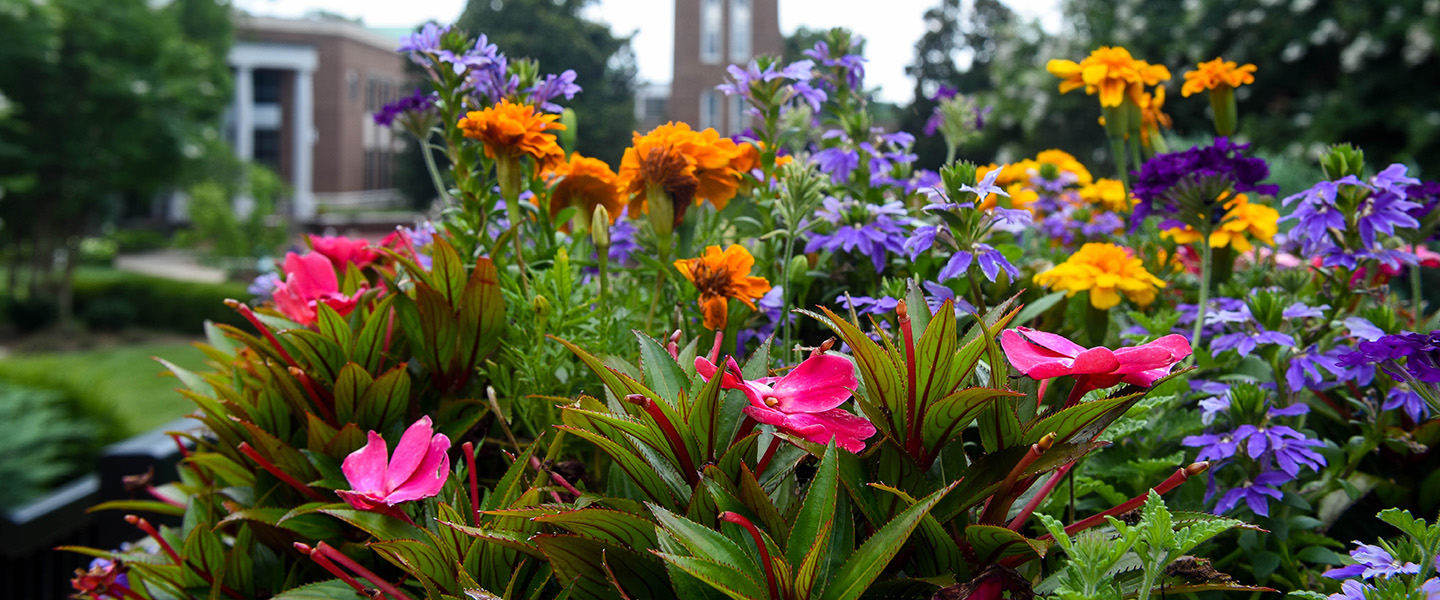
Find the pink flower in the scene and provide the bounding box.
[337,416,451,511]
[1000,326,1191,406]
[309,235,379,268]
[695,354,876,452]
[271,252,367,326]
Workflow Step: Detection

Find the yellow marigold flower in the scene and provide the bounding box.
[542,153,622,223]
[673,244,772,331]
[1161,193,1279,252]
[1080,179,1133,212]
[458,99,566,171]
[1035,149,1094,186]
[1034,243,1166,310]
[1181,58,1257,97]
[617,122,747,226]
[1046,46,1171,108]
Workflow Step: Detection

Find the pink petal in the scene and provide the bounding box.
[742,404,788,428]
[283,252,340,298]
[770,354,857,413]
[336,489,387,511]
[271,283,317,326]
[384,416,436,492]
[1001,328,1082,377]
[385,434,451,504]
[1067,347,1122,375]
[1120,366,1176,388]
[697,356,771,408]
[1013,327,1087,357]
[780,409,877,453]
[342,431,390,494]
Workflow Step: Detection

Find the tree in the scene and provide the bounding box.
[0,0,232,319]
[456,0,636,165]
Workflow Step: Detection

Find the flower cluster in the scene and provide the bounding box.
[1282,164,1428,269]
[1046,46,1171,108]
[1131,137,1278,229]
[1182,384,1326,516]
[1034,243,1166,310]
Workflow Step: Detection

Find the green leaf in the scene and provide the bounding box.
[154,357,212,397]
[812,307,904,437]
[534,534,674,600]
[922,387,1021,452]
[1022,388,1149,445]
[818,481,957,600]
[270,580,363,599]
[534,508,659,552]
[651,505,760,573]
[1295,546,1346,565]
[904,278,933,341]
[637,332,688,408]
[319,506,427,542]
[976,399,1022,452]
[786,443,840,566]
[687,358,733,463]
[652,553,767,600]
[1014,291,1066,326]
[559,425,676,507]
[87,499,187,517]
[1378,508,1428,541]
[964,524,1048,563]
[1251,551,1281,579]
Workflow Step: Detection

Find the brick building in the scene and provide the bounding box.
[670,0,781,135]
[223,15,409,222]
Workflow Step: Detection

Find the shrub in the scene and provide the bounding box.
[71,271,248,334]
[0,380,105,508]
[4,294,59,333]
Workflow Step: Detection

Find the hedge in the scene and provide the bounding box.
[72,271,249,334]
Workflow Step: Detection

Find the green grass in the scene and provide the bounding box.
[0,342,208,436]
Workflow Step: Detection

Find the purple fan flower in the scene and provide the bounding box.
[1286,348,1345,391]
[438,34,501,76]
[1405,180,1440,222]
[1325,542,1420,580]
[839,294,898,315]
[398,23,449,55]
[904,225,941,259]
[803,197,912,272]
[1282,301,1329,320]
[803,40,866,90]
[813,147,860,183]
[937,242,1019,283]
[608,215,639,266]
[525,70,581,113]
[465,52,519,103]
[248,272,281,301]
[1328,580,1371,600]
[1211,329,1296,357]
[737,285,786,349]
[1183,430,1243,462]
[1214,469,1289,516]
[1384,386,1429,421]
[373,88,437,128]
[922,280,977,316]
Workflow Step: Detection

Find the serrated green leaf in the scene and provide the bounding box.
[819,481,957,600]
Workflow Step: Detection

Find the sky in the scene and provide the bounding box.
[232,0,1060,103]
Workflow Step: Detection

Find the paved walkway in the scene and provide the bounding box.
[113,250,228,284]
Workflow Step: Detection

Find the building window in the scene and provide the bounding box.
[347,70,359,101]
[700,90,721,130]
[253,69,281,104]
[700,0,722,65]
[253,129,281,170]
[728,95,746,133]
[729,0,751,62]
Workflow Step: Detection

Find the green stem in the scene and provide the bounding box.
[418,134,452,207]
[645,251,668,334]
[1414,261,1424,329]
[1188,242,1214,366]
[780,235,797,359]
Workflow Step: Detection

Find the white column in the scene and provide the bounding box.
[233,64,254,160]
[292,67,315,221]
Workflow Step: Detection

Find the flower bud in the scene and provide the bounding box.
[787,255,810,283]
[532,295,551,321]
[591,205,611,250]
[1320,143,1365,180]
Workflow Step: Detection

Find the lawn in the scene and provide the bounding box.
[0,341,209,436]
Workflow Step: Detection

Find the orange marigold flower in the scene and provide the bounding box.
[673,244,772,331]
[1047,46,1171,108]
[542,153,623,222]
[617,122,747,225]
[1181,58,1257,97]
[458,99,567,171]
[1035,149,1094,186]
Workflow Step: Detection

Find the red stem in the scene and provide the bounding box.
[1041,461,1209,541]
[237,442,330,502]
[899,300,922,458]
[720,512,780,600]
[125,516,180,565]
[529,455,584,502]
[625,394,698,485]
[314,542,417,600]
[463,442,480,526]
[707,329,724,364]
[226,299,298,367]
[756,435,781,480]
[979,433,1055,525]
[288,367,337,424]
[145,486,186,508]
[1008,461,1076,531]
[296,543,370,597]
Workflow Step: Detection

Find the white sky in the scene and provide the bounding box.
[232,0,1060,103]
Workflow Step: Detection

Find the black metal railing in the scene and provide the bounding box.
[2,418,193,600]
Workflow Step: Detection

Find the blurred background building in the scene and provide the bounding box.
[670,0,780,134]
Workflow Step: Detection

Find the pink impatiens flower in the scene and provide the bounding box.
[272,251,368,326]
[337,416,451,512]
[309,234,379,269]
[695,354,876,453]
[1000,326,1191,407]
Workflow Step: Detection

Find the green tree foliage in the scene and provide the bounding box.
[456,0,636,165]
[0,0,232,314]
